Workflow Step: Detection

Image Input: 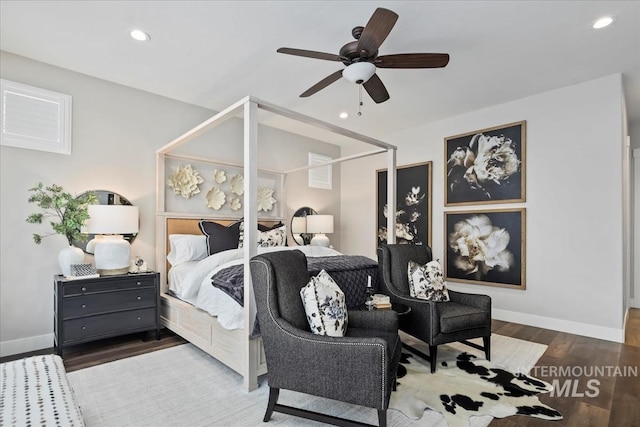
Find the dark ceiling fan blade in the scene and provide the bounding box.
[300,70,344,97]
[357,8,399,56]
[375,53,450,69]
[277,47,343,62]
[363,74,390,104]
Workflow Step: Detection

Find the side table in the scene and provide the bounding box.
[54,272,161,356]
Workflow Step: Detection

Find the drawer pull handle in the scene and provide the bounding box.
[137,316,142,320]
[81,287,87,292]
[81,304,86,309]
[136,281,142,286]
[137,296,142,301]
[81,326,86,330]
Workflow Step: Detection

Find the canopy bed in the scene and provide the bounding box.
[155,96,398,391]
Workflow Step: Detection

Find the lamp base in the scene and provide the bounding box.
[98,266,130,276]
[94,235,131,276]
[310,233,330,247]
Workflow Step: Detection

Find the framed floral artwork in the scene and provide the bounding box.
[445,208,525,289]
[377,161,432,247]
[445,121,526,206]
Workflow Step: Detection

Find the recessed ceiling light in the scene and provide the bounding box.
[593,16,613,29]
[130,29,150,41]
[339,112,349,119]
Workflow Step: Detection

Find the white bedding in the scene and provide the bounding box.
[168,246,341,330]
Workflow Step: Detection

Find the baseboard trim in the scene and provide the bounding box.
[0,333,53,357]
[492,309,625,343]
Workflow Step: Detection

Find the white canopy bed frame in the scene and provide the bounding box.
[156,96,397,391]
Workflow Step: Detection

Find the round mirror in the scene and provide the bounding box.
[291,207,317,245]
[73,190,138,253]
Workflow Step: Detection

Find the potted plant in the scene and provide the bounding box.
[26,182,97,275]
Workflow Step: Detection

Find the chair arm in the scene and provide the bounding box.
[448,290,492,312]
[266,317,391,409]
[348,309,398,333]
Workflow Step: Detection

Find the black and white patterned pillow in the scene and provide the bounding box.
[407,260,450,302]
[238,222,286,248]
[300,269,348,336]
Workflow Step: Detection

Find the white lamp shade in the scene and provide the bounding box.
[84,205,139,234]
[342,62,376,84]
[291,216,307,233]
[306,215,334,234]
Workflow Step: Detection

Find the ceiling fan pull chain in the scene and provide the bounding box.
[358,85,363,116]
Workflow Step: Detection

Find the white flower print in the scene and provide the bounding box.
[167,164,204,199]
[205,187,226,210]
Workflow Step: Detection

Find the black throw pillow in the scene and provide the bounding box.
[198,220,242,256]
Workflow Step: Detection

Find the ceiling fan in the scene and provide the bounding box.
[277,7,450,104]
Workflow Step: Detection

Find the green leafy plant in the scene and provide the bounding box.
[26,183,98,245]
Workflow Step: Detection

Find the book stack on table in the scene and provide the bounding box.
[372,294,391,310]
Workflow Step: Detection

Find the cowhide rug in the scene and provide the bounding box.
[389,343,563,427]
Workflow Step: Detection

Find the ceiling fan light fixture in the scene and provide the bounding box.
[342,62,376,84]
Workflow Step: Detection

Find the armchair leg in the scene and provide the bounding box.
[264,387,280,422]
[377,409,387,427]
[483,336,491,361]
[429,345,437,373]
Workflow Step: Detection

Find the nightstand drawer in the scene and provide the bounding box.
[64,288,157,319]
[63,276,155,296]
[63,308,157,342]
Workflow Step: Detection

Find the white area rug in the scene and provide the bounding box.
[67,335,548,427]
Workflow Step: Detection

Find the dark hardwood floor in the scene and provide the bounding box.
[0,330,187,372]
[490,308,640,427]
[2,310,638,425]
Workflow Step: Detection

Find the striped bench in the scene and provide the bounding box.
[0,355,84,426]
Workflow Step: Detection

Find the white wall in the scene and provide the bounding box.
[341,74,627,342]
[167,117,341,248]
[0,51,341,356]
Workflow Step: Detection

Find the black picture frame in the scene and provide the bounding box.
[444,208,526,289]
[377,161,432,247]
[445,121,526,206]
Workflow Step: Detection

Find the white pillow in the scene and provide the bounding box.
[300,269,348,337]
[167,234,208,266]
[408,260,450,302]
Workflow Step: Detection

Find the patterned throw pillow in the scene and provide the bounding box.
[407,260,450,302]
[238,222,286,248]
[300,269,348,337]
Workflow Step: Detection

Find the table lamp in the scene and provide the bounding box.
[84,205,139,275]
[307,214,334,247]
[291,216,307,245]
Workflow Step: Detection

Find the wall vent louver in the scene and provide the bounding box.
[308,152,332,190]
[1,79,72,155]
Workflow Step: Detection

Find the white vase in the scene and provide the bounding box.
[58,245,85,276]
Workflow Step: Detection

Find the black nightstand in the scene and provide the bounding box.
[54,272,161,356]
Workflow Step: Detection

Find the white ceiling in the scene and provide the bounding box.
[1,1,639,142]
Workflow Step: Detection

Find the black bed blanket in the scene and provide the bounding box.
[211,255,379,309]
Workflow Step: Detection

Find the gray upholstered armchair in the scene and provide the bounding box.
[377,244,491,373]
[250,250,402,427]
